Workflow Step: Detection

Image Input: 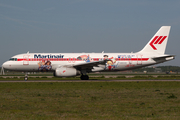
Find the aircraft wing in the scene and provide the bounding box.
[73,60,107,70]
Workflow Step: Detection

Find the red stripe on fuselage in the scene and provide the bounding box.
[17,58,149,61]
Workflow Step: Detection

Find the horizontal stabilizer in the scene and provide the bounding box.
[152,55,175,61]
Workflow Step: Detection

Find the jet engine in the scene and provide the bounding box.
[54,67,80,77]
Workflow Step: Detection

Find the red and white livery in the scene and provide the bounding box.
[2,26,175,80]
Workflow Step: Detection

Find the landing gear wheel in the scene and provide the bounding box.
[24,72,28,81]
[24,76,28,81]
[80,75,89,80]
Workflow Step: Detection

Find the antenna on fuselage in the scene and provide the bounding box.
[27,51,29,54]
[102,51,104,53]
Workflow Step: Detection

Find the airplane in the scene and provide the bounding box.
[1,26,175,80]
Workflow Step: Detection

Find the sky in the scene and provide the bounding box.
[0,0,180,66]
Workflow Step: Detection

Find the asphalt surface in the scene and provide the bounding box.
[0,80,180,82]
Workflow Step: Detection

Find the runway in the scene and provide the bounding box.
[0,79,180,82]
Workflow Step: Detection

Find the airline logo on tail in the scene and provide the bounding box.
[149,36,167,50]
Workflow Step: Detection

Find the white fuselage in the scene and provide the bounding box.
[2,52,164,72]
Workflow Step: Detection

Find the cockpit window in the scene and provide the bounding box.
[9,58,17,61]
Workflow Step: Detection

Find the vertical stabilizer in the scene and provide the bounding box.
[139,26,171,54]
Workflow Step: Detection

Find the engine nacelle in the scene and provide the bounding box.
[54,67,80,77]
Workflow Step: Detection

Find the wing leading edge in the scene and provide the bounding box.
[73,60,107,71]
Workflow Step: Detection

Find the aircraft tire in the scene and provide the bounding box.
[24,77,28,81]
[80,75,89,80]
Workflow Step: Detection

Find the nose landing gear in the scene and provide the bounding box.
[24,72,28,81]
[1,67,5,75]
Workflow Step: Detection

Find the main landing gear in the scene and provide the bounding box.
[80,74,89,80]
[80,70,89,80]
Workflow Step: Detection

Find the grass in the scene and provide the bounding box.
[1,74,180,81]
[0,82,180,119]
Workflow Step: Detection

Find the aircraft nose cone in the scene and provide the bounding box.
[2,61,10,69]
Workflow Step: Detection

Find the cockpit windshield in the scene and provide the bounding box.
[9,58,17,61]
